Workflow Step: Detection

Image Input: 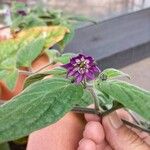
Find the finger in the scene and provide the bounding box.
[117,109,133,122]
[83,121,105,145]
[103,111,150,150]
[117,109,150,146]
[131,128,150,146]
[84,105,101,122]
[78,138,96,150]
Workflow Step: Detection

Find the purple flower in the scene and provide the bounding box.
[17,10,27,16]
[62,54,100,83]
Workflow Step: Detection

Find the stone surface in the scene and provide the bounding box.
[121,57,150,90]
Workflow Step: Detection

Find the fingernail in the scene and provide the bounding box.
[109,111,123,129]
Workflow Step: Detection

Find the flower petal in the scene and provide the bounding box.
[85,56,94,64]
[74,71,80,77]
[68,69,77,76]
[70,57,77,64]
[85,71,95,80]
[62,53,100,83]
[62,63,73,70]
[76,75,84,83]
[90,65,100,73]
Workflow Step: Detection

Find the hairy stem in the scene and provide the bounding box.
[18,62,54,75]
[87,87,103,112]
[101,102,123,117]
[72,107,98,115]
[33,62,53,74]
[18,70,32,75]
[71,106,150,134]
[122,119,150,133]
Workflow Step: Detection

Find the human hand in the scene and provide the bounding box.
[78,109,150,150]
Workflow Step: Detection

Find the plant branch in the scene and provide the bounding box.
[101,102,123,117]
[71,106,150,134]
[18,70,32,75]
[18,62,54,75]
[72,107,98,115]
[86,87,103,113]
[33,62,53,74]
[122,119,150,133]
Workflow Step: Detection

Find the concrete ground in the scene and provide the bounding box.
[121,57,150,90]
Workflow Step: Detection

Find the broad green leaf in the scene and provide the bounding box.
[0,69,17,90]
[100,68,130,79]
[96,80,150,120]
[16,36,45,68]
[15,26,69,49]
[0,25,69,89]
[0,40,18,64]
[46,49,60,62]
[0,78,83,143]
[56,53,75,64]
[80,90,94,107]
[58,26,75,49]
[95,89,113,110]
[24,67,66,88]
[0,55,18,89]
[21,15,46,29]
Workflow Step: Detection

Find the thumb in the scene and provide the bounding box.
[102,111,150,150]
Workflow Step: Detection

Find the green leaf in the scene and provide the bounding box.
[0,25,68,89]
[96,80,150,120]
[0,40,18,64]
[41,67,66,76]
[46,49,60,62]
[0,69,17,90]
[67,15,97,24]
[95,89,113,110]
[100,68,130,79]
[80,90,94,107]
[16,36,45,68]
[24,67,66,88]
[0,78,83,143]
[23,15,46,28]
[56,53,75,64]
[0,55,18,90]
[58,26,75,49]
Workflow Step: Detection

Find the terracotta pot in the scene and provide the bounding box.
[0,28,86,149]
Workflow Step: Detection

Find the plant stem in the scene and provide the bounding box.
[18,70,32,75]
[72,107,98,115]
[101,102,123,117]
[122,119,150,133]
[87,87,103,113]
[18,62,54,75]
[71,106,150,134]
[33,62,53,74]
